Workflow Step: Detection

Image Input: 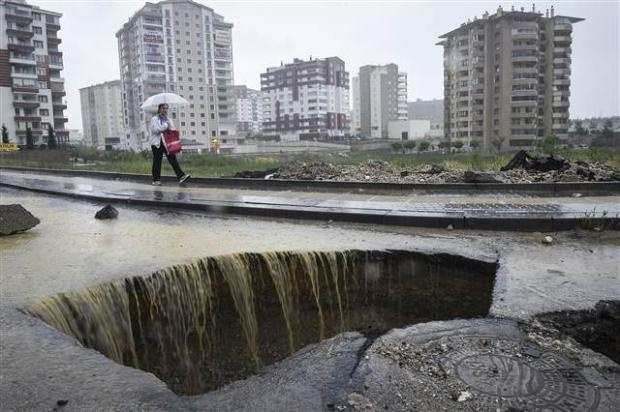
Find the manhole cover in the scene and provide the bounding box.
[440,336,602,410]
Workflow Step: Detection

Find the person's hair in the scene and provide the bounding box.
[157,103,168,113]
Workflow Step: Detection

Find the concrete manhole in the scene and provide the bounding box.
[441,336,602,410]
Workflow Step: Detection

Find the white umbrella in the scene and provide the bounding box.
[140,93,189,112]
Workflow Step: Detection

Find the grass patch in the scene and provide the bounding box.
[1,147,618,178]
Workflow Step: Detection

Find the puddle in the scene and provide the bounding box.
[24,249,497,395]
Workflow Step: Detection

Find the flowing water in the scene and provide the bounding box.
[23,249,497,395]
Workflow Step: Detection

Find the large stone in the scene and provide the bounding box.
[95,205,119,220]
[0,204,40,236]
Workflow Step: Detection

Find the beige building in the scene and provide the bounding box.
[352,64,407,138]
[438,5,582,151]
[79,80,125,149]
[116,0,235,150]
[0,0,68,145]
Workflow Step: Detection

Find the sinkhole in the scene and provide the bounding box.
[24,249,497,396]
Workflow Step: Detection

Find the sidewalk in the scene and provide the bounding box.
[2,169,619,231]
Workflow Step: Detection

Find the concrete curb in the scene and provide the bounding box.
[0,180,605,232]
[2,166,619,196]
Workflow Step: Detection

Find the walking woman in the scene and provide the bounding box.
[150,103,190,185]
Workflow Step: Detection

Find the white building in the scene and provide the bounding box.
[388,120,431,141]
[79,80,126,149]
[260,57,350,142]
[352,64,407,138]
[233,85,262,138]
[0,0,68,145]
[116,0,236,150]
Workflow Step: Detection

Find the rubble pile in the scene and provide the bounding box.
[232,155,620,184]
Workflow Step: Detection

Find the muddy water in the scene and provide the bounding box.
[24,249,496,395]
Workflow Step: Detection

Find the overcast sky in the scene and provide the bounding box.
[29,0,620,130]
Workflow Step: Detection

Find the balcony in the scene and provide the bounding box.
[47,36,62,45]
[554,35,572,43]
[512,55,538,63]
[553,57,571,65]
[13,100,40,109]
[6,12,33,24]
[49,60,63,69]
[552,112,569,118]
[553,68,571,76]
[48,50,63,57]
[11,70,37,79]
[553,79,570,86]
[8,42,35,53]
[54,116,69,123]
[15,115,41,122]
[6,28,34,38]
[17,128,43,136]
[9,54,36,65]
[52,103,67,110]
[46,22,61,31]
[552,100,570,107]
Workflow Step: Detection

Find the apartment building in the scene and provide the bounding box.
[233,85,262,138]
[0,0,68,145]
[438,5,582,151]
[260,57,350,141]
[79,80,126,149]
[351,64,407,138]
[117,0,235,150]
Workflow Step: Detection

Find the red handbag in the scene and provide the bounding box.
[162,130,182,155]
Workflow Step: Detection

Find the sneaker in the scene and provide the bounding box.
[152,181,162,186]
[179,174,191,184]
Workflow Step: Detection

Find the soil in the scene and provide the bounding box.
[236,160,620,184]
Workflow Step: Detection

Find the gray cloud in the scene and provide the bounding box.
[32,0,619,130]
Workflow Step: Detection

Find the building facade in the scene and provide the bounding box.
[352,64,407,138]
[438,5,582,151]
[0,0,68,145]
[79,80,126,149]
[260,57,350,141]
[233,85,262,138]
[408,98,444,125]
[116,0,236,150]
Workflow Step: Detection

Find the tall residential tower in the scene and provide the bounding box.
[0,0,68,145]
[79,80,125,149]
[438,5,582,150]
[116,0,235,150]
[352,64,408,138]
[260,57,350,141]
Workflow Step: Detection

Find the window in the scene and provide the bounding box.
[32,12,41,21]
[210,113,215,119]
[36,68,46,76]
[33,26,43,35]
[38,95,48,103]
[34,40,44,49]
[40,109,49,116]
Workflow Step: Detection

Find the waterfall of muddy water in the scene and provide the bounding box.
[24,250,497,395]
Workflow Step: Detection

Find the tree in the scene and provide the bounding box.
[601,120,613,140]
[403,140,417,150]
[391,142,403,151]
[452,139,464,150]
[47,126,57,149]
[542,133,560,155]
[491,135,505,154]
[575,121,587,136]
[25,126,34,150]
[418,140,430,152]
[1,124,8,144]
[470,140,480,150]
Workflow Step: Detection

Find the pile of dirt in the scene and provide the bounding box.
[230,158,620,184]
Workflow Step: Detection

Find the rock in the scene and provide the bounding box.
[500,150,571,172]
[234,168,280,179]
[575,166,595,180]
[400,171,410,177]
[541,236,553,245]
[594,300,620,321]
[428,164,445,174]
[446,225,454,231]
[456,390,472,402]
[56,400,68,407]
[0,204,40,236]
[572,193,582,198]
[463,171,502,183]
[95,205,119,220]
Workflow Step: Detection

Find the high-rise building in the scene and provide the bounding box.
[260,57,350,141]
[116,0,235,150]
[233,85,262,138]
[79,80,126,149]
[0,0,68,145]
[408,99,444,125]
[438,5,583,150]
[351,64,407,138]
